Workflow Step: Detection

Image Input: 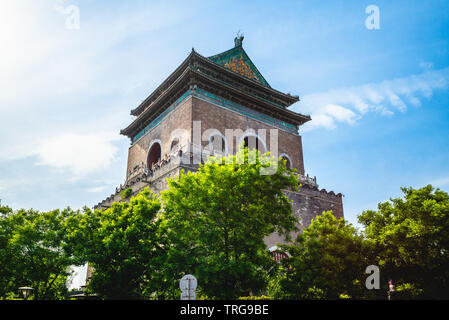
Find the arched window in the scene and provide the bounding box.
[170,137,180,152]
[280,154,292,170]
[147,142,161,169]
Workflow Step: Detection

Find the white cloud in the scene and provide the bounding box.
[0,1,186,176]
[323,104,359,126]
[33,133,120,175]
[294,67,449,131]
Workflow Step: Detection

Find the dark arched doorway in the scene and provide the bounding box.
[281,156,291,170]
[243,136,265,153]
[147,142,161,169]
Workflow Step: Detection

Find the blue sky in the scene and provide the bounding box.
[1,0,448,231]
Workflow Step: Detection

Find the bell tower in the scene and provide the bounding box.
[95,37,344,246]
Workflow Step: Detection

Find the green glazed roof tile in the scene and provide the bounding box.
[208,37,270,87]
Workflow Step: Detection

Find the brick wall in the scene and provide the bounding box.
[125,96,193,180]
[192,96,305,174]
[96,90,343,250]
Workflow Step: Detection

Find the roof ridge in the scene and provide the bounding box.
[207,44,271,87]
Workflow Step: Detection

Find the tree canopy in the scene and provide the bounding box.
[271,211,368,299]
[63,189,165,299]
[0,205,73,299]
[160,147,299,299]
[2,156,448,300]
[358,185,449,299]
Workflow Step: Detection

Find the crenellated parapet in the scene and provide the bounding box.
[265,176,344,248]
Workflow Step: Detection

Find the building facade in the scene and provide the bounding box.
[95,36,344,247]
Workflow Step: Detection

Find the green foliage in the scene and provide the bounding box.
[63,188,165,299]
[266,273,283,299]
[120,188,133,199]
[161,147,298,299]
[358,185,449,299]
[3,155,447,301]
[0,205,73,299]
[276,211,368,299]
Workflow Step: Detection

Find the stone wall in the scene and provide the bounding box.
[265,184,344,248]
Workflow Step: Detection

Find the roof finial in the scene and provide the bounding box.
[234,30,244,47]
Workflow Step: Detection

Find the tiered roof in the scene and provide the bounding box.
[121,36,310,140]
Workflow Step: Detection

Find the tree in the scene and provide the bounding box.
[0,205,73,299]
[63,188,165,299]
[273,211,368,299]
[161,147,299,299]
[358,185,449,299]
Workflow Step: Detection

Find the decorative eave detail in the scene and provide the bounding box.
[121,66,195,137]
[130,49,300,117]
[120,65,310,140]
[123,39,310,141]
[208,35,270,87]
[195,51,299,106]
[191,67,309,125]
[130,50,196,117]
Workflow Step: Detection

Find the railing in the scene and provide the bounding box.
[296,173,318,188]
[125,143,319,188]
[99,144,321,210]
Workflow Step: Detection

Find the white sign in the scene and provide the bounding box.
[180,274,197,300]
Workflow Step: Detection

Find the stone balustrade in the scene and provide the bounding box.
[296,173,318,188]
[94,144,328,210]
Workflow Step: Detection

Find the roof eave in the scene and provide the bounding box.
[121,66,195,137]
[121,64,310,138]
[195,51,299,106]
[130,49,300,118]
[130,50,197,117]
